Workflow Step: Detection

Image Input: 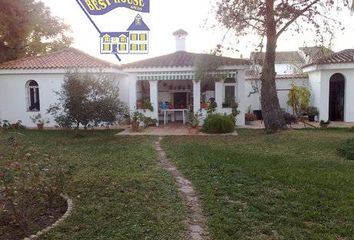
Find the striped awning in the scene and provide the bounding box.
[136,70,238,81]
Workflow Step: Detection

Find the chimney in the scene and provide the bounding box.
[173,29,188,52]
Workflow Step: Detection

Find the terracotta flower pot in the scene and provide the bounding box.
[131,122,140,132]
[37,123,44,130]
[201,103,208,109]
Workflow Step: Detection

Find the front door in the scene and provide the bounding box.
[174,92,187,109]
[329,73,345,121]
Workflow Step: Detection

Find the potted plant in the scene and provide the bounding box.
[131,111,144,132]
[136,100,143,109]
[189,111,202,134]
[245,113,257,125]
[320,120,330,128]
[142,99,154,112]
[306,106,319,122]
[201,101,208,109]
[30,114,49,130]
[207,99,217,114]
[1,120,11,130]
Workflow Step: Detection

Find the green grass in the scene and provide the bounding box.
[162,129,354,240]
[2,129,354,240]
[338,138,354,160]
[0,130,186,240]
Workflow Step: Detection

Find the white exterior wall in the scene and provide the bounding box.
[254,63,301,75]
[236,70,246,126]
[245,78,309,113]
[345,71,354,122]
[0,73,64,127]
[0,70,128,128]
[275,63,301,75]
[307,71,322,114]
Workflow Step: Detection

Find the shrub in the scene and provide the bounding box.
[48,69,128,130]
[287,84,311,116]
[143,117,157,127]
[283,112,298,125]
[141,99,154,112]
[0,120,26,130]
[202,114,235,134]
[30,113,50,125]
[306,106,319,117]
[337,139,354,160]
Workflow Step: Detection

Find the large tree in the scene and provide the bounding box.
[216,0,352,132]
[0,0,72,63]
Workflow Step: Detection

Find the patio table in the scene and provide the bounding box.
[161,109,189,125]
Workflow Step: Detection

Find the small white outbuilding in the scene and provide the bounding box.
[303,49,354,122]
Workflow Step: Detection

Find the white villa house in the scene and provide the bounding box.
[0,30,353,128]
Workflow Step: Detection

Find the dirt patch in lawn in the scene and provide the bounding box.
[0,195,67,240]
[155,137,209,240]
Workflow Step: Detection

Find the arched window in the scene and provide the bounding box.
[26,80,40,111]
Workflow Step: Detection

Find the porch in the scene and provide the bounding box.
[128,70,246,126]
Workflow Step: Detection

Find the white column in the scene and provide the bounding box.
[237,70,246,126]
[149,80,159,123]
[193,80,201,112]
[345,73,354,122]
[319,72,330,121]
[215,81,224,112]
[128,74,137,113]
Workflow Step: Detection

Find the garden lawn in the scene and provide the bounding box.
[0,130,185,240]
[162,129,354,240]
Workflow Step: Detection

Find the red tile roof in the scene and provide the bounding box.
[250,51,305,64]
[0,48,119,70]
[123,51,250,69]
[304,49,354,67]
[299,46,334,63]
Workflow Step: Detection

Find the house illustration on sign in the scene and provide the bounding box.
[100,14,150,55]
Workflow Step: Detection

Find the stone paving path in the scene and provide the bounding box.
[155,137,209,240]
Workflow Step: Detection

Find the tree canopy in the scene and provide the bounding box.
[0,0,72,63]
[216,0,351,40]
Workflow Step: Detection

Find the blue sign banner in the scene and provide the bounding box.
[79,0,150,15]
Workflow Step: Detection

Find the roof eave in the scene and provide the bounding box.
[0,67,126,75]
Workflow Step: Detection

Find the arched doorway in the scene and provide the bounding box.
[329,73,345,121]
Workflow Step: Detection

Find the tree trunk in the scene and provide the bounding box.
[260,0,287,133]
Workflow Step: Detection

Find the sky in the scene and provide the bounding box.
[43,0,354,64]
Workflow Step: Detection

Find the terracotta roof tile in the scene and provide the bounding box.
[123,51,250,69]
[251,51,305,64]
[299,46,334,63]
[304,49,354,67]
[0,48,119,70]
